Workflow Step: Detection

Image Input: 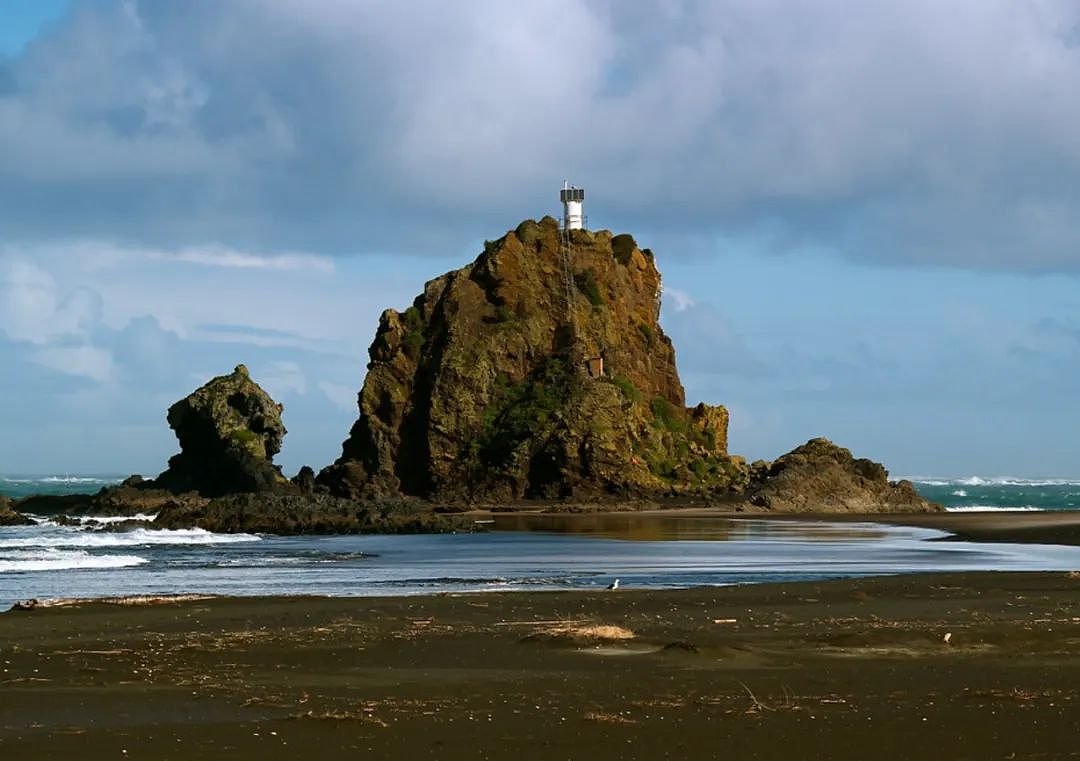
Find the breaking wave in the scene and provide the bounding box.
[908,476,1080,511]
[908,476,1080,487]
[37,476,118,484]
[62,514,159,525]
[0,528,260,550]
[0,549,147,573]
[944,505,1043,513]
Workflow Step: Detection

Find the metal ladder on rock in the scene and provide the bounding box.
[558,225,583,373]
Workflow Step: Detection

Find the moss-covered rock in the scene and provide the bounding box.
[154,365,291,497]
[319,218,743,501]
[744,438,939,512]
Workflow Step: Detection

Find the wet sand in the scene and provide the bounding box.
[732,509,1080,546]
[864,510,1080,546]
[3,571,1079,760]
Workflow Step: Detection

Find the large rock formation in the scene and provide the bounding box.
[319,217,742,502]
[154,365,291,497]
[745,438,937,512]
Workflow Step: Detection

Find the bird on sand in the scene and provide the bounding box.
[606,578,620,590]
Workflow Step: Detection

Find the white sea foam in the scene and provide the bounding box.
[944,505,1043,512]
[0,527,260,549]
[951,489,968,497]
[0,549,147,573]
[905,478,954,486]
[76,514,158,524]
[907,476,1080,487]
[36,476,119,484]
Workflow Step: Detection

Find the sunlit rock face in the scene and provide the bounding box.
[319,217,738,502]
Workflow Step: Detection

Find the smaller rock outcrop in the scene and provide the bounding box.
[84,485,208,516]
[744,438,940,513]
[153,365,291,497]
[0,495,33,526]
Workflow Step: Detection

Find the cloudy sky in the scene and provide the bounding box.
[3,0,1080,478]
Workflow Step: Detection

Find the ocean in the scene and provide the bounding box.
[0,475,123,499]
[2,474,1079,608]
[0,515,1079,609]
[905,477,1080,511]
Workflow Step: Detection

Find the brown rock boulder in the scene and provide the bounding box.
[744,438,941,513]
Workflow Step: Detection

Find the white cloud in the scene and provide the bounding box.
[31,345,115,383]
[318,381,357,413]
[0,260,58,343]
[0,259,103,343]
[0,239,355,344]
[665,287,695,313]
[172,247,334,273]
[257,360,308,399]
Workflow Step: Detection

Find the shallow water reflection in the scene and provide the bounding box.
[2,514,1080,605]
[491,513,891,542]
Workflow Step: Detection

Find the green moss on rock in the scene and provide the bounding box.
[155,365,291,497]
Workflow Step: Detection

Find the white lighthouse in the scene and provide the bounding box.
[560,181,585,230]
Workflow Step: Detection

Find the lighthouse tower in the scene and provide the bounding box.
[560,181,585,230]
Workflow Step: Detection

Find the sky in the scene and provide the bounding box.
[3,0,1080,478]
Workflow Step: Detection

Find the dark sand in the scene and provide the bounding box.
[3,571,1079,760]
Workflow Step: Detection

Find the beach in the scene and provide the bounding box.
[2,569,1079,760]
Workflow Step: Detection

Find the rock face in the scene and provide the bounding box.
[154,365,290,497]
[0,495,33,526]
[745,438,939,512]
[319,217,742,501]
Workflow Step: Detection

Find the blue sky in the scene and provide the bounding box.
[2,1,1080,478]
[0,1,67,55]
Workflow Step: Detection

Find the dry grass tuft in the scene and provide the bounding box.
[739,683,802,714]
[584,710,637,724]
[523,622,635,645]
[568,624,635,640]
[292,703,389,727]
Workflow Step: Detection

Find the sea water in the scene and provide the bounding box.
[3,474,1080,608]
[0,475,123,499]
[905,477,1080,511]
[0,514,1079,609]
